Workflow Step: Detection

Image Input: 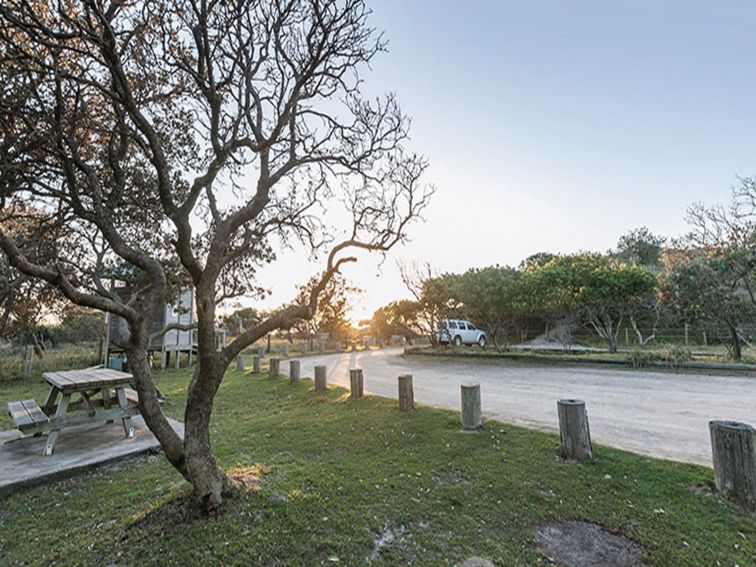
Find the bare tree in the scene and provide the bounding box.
[686,177,756,307]
[0,0,431,512]
[398,259,440,346]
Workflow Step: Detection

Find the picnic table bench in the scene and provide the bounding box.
[7,368,143,456]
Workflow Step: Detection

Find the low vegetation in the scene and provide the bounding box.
[1,368,753,565]
[0,344,100,384]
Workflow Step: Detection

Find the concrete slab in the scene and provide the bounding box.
[0,416,184,497]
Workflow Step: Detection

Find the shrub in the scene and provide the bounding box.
[627,350,656,368]
[658,344,693,367]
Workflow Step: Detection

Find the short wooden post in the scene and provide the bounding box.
[257,345,266,357]
[460,383,482,430]
[349,368,364,398]
[557,399,593,461]
[319,340,325,353]
[709,420,756,510]
[269,358,280,378]
[289,360,301,383]
[398,374,414,411]
[252,356,261,374]
[22,345,33,379]
[351,340,357,352]
[236,355,245,372]
[314,365,327,391]
[282,344,289,358]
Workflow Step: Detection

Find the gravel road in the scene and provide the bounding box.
[288,348,756,466]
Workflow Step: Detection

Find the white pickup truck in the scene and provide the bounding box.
[436,319,487,347]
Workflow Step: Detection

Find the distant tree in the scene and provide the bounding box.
[293,274,360,343]
[456,266,522,350]
[686,177,756,308]
[367,299,422,342]
[419,272,466,344]
[525,254,658,352]
[53,306,107,345]
[399,261,444,346]
[613,227,666,268]
[222,308,264,338]
[518,252,556,271]
[0,205,66,354]
[662,251,753,359]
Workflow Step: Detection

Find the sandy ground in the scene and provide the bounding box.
[289,348,756,466]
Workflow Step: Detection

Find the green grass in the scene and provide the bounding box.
[0,367,754,566]
[0,344,100,384]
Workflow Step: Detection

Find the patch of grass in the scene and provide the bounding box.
[0,368,754,566]
[407,346,756,376]
[0,344,100,384]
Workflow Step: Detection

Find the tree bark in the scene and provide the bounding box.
[184,357,232,513]
[126,345,188,478]
[729,324,742,360]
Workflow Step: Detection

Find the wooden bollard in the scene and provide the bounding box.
[460,383,482,430]
[351,340,357,352]
[269,358,280,378]
[252,356,261,374]
[557,399,593,461]
[319,340,325,353]
[282,344,289,358]
[709,420,756,510]
[257,346,265,357]
[22,345,33,379]
[398,374,414,411]
[289,360,301,383]
[314,365,327,392]
[236,355,245,372]
[349,368,364,398]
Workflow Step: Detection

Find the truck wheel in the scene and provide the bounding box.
[453,335,462,347]
[478,335,487,348]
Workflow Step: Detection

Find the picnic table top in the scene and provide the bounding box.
[43,368,133,393]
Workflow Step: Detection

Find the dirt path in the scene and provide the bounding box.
[291,348,756,466]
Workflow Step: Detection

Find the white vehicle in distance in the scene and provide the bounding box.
[436,319,487,348]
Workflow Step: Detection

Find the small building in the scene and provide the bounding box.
[105,287,226,370]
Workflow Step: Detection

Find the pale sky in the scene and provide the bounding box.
[252,0,756,323]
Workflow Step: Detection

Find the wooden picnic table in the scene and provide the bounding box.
[7,368,141,456]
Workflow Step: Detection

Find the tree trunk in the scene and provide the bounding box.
[31,333,45,358]
[729,324,742,360]
[126,346,188,478]
[184,357,232,513]
[181,285,234,513]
